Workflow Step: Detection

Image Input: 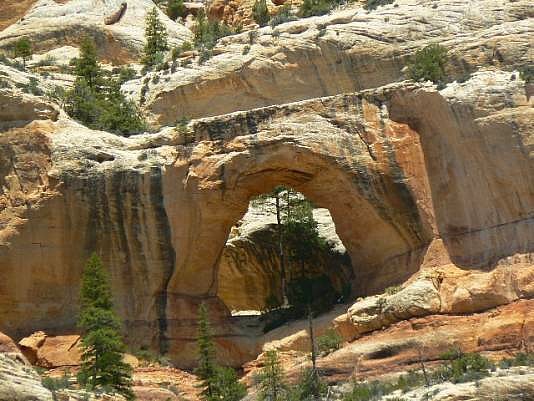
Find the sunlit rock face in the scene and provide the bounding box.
[132,0,532,125]
[0,69,532,368]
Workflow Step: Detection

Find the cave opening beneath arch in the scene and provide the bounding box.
[215,186,355,331]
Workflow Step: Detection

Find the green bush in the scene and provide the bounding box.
[407,44,448,86]
[395,370,425,393]
[499,352,534,368]
[194,10,237,51]
[13,37,32,68]
[519,65,533,84]
[253,0,270,27]
[298,0,335,18]
[317,328,342,356]
[270,5,297,27]
[41,374,70,391]
[433,349,494,384]
[17,77,44,96]
[343,380,395,401]
[364,0,394,11]
[167,0,186,21]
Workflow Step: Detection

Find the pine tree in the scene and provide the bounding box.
[284,202,327,399]
[195,303,246,401]
[167,0,186,21]
[77,253,134,400]
[252,0,270,27]
[257,350,288,401]
[74,37,100,89]
[13,37,32,69]
[195,303,218,399]
[143,6,169,66]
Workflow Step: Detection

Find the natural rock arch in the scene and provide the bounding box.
[0,78,532,368]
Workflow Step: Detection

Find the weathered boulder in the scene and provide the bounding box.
[19,332,82,368]
[0,353,53,401]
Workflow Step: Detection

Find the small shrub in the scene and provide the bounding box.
[343,380,395,401]
[519,65,534,84]
[248,30,258,45]
[433,349,494,384]
[298,0,334,18]
[181,41,193,52]
[270,5,297,27]
[317,328,342,356]
[198,48,212,64]
[34,54,57,67]
[396,370,425,393]
[117,66,137,84]
[242,45,251,55]
[0,79,10,89]
[41,373,70,391]
[289,368,327,400]
[499,352,534,368]
[384,286,402,296]
[407,44,448,86]
[252,0,270,27]
[19,77,44,96]
[152,74,160,84]
[171,46,181,61]
[167,0,186,21]
[13,37,32,68]
[194,10,237,50]
[364,0,394,10]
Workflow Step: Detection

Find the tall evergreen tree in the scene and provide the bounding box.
[74,37,100,89]
[77,253,134,400]
[195,303,246,401]
[195,303,218,399]
[257,350,288,401]
[284,201,328,399]
[143,6,169,66]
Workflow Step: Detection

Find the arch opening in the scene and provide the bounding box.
[216,186,354,317]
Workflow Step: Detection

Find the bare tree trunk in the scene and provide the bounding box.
[308,303,320,399]
[276,193,288,306]
[417,348,430,387]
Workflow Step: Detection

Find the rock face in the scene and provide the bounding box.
[0,65,532,367]
[0,0,193,64]
[135,0,533,125]
[218,206,353,311]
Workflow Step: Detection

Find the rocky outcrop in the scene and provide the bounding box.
[0,353,54,401]
[245,298,534,384]
[19,331,82,368]
[0,68,532,367]
[0,0,192,64]
[131,0,533,125]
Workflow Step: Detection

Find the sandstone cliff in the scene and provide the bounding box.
[0,0,532,373]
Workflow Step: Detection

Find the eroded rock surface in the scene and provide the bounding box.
[0,0,193,64]
[0,66,531,367]
[131,0,533,125]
